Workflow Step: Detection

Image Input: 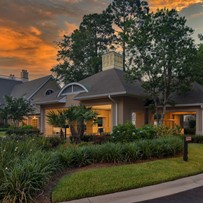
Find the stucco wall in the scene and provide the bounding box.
[123,97,145,128]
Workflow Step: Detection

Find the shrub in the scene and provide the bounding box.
[6,127,40,136]
[0,137,62,202]
[41,136,64,150]
[111,123,157,143]
[154,125,182,137]
[56,136,183,168]
[191,135,203,143]
[111,122,138,143]
[0,151,61,202]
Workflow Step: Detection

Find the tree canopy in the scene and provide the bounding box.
[127,9,197,124]
[52,12,115,84]
[0,96,34,127]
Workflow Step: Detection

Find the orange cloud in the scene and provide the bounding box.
[148,0,203,11]
[0,26,57,79]
[59,22,78,37]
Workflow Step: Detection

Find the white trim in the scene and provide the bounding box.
[58,82,88,97]
[75,91,127,100]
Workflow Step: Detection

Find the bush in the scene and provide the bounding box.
[6,126,40,136]
[0,137,62,202]
[191,135,203,143]
[111,123,157,143]
[56,136,183,168]
[154,125,182,137]
[41,136,64,150]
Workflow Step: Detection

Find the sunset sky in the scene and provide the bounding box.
[0,0,203,80]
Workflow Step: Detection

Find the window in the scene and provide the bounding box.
[45,89,54,96]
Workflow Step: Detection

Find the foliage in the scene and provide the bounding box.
[65,105,97,143]
[52,12,115,83]
[0,137,62,202]
[127,9,197,125]
[47,110,67,140]
[52,144,203,202]
[154,125,182,137]
[191,135,203,143]
[6,126,40,136]
[57,136,183,168]
[111,122,157,143]
[106,0,149,71]
[0,96,34,127]
[41,136,64,150]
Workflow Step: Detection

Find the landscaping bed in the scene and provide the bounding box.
[52,144,203,202]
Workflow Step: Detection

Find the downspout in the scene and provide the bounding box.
[108,95,118,126]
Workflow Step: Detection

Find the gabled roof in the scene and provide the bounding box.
[10,75,53,100]
[0,78,22,106]
[75,69,146,100]
[170,82,203,105]
[34,90,66,105]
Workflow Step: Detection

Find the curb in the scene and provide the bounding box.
[60,173,203,203]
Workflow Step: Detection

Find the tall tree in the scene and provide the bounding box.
[106,0,149,71]
[0,96,34,127]
[52,12,114,84]
[127,9,197,125]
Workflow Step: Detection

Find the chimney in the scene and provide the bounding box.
[9,74,15,80]
[21,69,29,82]
[102,52,123,71]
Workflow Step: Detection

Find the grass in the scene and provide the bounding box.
[0,131,6,137]
[52,144,203,202]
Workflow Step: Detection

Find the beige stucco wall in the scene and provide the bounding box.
[123,97,145,128]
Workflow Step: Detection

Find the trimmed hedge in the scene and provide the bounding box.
[191,135,203,143]
[57,136,183,168]
[6,127,40,136]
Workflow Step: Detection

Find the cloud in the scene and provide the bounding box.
[148,0,203,11]
[0,0,202,79]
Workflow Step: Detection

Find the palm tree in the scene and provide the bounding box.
[65,105,97,143]
[47,110,67,140]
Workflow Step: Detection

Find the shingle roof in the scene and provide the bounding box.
[0,78,22,106]
[170,82,203,105]
[10,75,53,99]
[75,69,146,100]
[34,90,66,105]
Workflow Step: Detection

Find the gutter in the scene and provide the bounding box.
[108,95,118,126]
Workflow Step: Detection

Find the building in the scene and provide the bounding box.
[0,70,60,128]
[2,52,203,136]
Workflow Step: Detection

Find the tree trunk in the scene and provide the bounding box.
[70,124,80,144]
[60,128,64,141]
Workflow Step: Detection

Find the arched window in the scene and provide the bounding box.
[58,83,88,97]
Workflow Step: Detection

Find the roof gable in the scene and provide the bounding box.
[10,75,53,100]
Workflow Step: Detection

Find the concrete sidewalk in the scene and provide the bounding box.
[61,173,203,203]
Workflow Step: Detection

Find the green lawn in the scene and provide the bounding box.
[0,132,6,137]
[52,144,203,202]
